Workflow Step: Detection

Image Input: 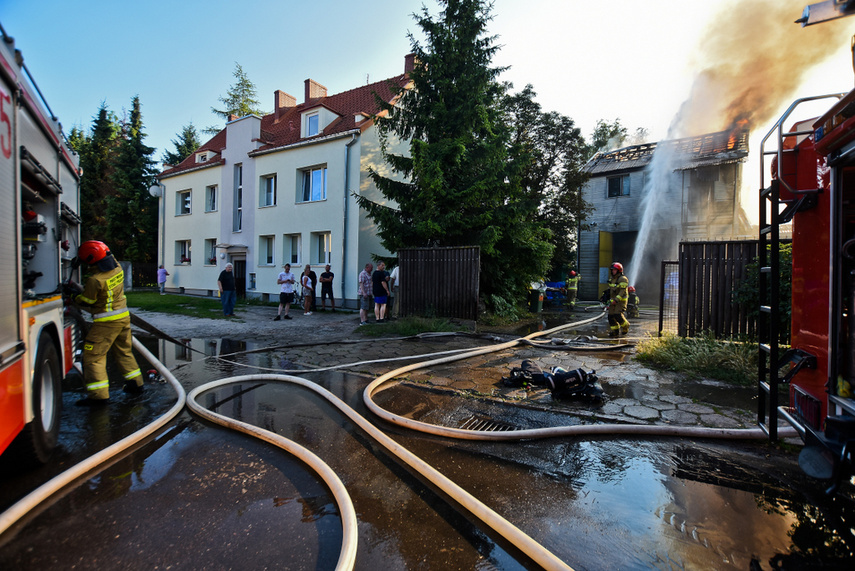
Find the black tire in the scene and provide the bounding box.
[9,332,62,465]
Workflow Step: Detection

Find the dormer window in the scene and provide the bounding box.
[307,113,319,137]
[195,152,208,164]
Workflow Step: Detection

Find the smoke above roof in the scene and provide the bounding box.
[672,0,851,138]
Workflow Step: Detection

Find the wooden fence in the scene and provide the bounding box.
[675,240,758,338]
[398,246,480,320]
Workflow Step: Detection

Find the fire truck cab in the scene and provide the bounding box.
[0,26,83,464]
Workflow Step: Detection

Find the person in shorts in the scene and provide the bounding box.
[274,264,295,320]
[372,261,390,322]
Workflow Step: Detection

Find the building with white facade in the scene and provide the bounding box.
[153,57,413,307]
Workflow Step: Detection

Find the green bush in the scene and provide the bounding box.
[636,332,757,385]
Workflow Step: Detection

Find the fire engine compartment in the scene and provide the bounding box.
[772,89,855,490]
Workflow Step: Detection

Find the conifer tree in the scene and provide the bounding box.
[207,63,264,133]
[71,104,120,242]
[106,96,158,262]
[161,122,201,166]
[358,0,553,307]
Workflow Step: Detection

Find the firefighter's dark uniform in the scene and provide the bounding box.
[607,272,630,336]
[566,274,580,306]
[627,292,640,318]
[74,265,142,400]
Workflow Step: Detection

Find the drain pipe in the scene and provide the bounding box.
[0,337,185,539]
[342,133,359,304]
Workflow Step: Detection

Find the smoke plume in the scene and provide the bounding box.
[673,0,852,137]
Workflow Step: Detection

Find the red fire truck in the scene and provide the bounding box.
[758,1,855,494]
[0,25,83,464]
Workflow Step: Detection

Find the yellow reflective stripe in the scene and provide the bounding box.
[609,324,619,330]
[76,294,97,304]
[87,380,109,390]
[123,369,141,380]
[93,309,130,322]
[92,308,130,321]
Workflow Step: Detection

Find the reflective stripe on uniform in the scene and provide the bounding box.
[93,308,130,322]
[76,294,97,305]
[123,369,142,380]
[87,380,109,391]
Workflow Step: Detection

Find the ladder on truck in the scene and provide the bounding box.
[756,95,839,440]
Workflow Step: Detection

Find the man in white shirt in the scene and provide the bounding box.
[274,263,295,320]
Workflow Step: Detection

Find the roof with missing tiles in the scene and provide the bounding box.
[583,127,750,176]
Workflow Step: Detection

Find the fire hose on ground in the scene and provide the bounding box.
[0,310,799,571]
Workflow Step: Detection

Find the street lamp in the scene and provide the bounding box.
[149,180,166,265]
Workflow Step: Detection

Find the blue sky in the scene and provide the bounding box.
[2,0,852,172]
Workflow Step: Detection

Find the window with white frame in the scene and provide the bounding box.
[204,238,217,265]
[312,232,331,265]
[259,235,275,265]
[233,164,243,231]
[607,175,630,198]
[299,166,327,202]
[307,113,319,137]
[175,240,191,264]
[284,233,301,265]
[205,185,218,212]
[176,190,191,215]
[260,174,277,207]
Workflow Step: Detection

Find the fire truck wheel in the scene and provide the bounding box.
[11,332,62,465]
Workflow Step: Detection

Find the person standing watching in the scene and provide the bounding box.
[319,264,335,311]
[607,262,630,337]
[358,262,373,325]
[157,264,169,295]
[218,263,236,316]
[274,263,295,320]
[388,264,400,319]
[67,240,143,403]
[301,266,314,316]
[372,261,390,323]
[308,265,318,312]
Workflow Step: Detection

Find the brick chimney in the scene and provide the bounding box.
[274,90,296,122]
[304,79,327,103]
[228,114,238,122]
[404,53,417,74]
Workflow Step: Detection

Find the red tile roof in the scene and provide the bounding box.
[160,73,411,177]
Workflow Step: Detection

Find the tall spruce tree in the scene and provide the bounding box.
[71,104,120,242]
[161,122,201,166]
[357,0,552,308]
[106,96,157,262]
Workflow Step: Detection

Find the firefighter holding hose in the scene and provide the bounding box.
[607,262,630,337]
[65,240,143,404]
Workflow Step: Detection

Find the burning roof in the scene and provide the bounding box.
[583,126,749,175]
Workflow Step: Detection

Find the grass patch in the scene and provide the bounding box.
[125,292,258,319]
[635,332,757,385]
[357,316,471,337]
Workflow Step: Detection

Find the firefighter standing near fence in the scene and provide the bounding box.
[565,270,581,308]
[607,262,630,337]
[66,240,143,404]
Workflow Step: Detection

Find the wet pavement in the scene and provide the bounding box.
[1,306,853,570]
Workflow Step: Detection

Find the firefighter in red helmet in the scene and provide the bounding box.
[607,262,630,337]
[67,240,143,403]
[566,270,581,308]
[627,285,640,318]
